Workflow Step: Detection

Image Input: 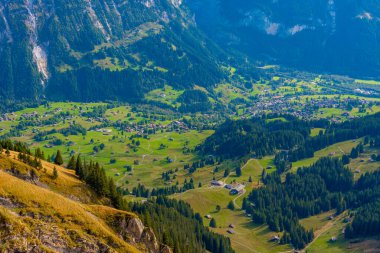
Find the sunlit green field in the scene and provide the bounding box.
[173,187,291,253]
[291,139,361,171]
[1,102,218,190]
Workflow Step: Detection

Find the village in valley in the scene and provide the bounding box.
[0,73,379,253]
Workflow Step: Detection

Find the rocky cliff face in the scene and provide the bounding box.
[189,0,380,78]
[0,206,170,253]
[0,0,223,102]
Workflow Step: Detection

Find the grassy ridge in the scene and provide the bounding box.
[0,153,143,252]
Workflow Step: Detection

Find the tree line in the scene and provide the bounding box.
[244,156,380,249]
[129,196,234,253]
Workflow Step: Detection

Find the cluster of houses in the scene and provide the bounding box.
[354,88,374,95]
[122,120,191,136]
[211,180,245,195]
[95,128,113,135]
[0,112,17,121]
[247,94,377,120]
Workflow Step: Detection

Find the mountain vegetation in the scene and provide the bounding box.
[0,139,235,253]
[201,113,380,165]
[0,0,225,102]
[244,157,380,249]
[189,0,380,78]
[130,196,234,253]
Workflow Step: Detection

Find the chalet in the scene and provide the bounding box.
[205,214,212,219]
[270,235,280,242]
[229,224,235,228]
[230,184,245,195]
[211,180,225,187]
[344,217,351,223]
[330,237,337,242]
[227,229,235,234]
[96,128,112,134]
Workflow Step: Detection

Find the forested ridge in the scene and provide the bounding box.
[202,113,380,164]
[130,196,234,253]
[243,157,380,249]
[190,0,380,78]
[0,0,226,102]
[200,115,315,158]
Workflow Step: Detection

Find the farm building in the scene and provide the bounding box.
[230,184,245,195]
[224,184,232,189]
[211,180,225,187]
[269,235,280,242]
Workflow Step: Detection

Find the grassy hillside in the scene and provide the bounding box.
[173,187,291,253]
[0,152,164,253]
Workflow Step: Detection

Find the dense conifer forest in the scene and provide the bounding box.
[243,157,380,249]
[130,197,234,253]
[202,113,380,164]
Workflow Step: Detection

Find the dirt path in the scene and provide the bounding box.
[233,240,261,253]
[141,141,152,163]
[232,189,246,209]
[223,159,254,183]
[304,212,346,251]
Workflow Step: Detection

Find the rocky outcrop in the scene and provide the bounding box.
[126,217,145,241]
[118,216,172,253]
[141,227,160,252]
[0,155,171,253]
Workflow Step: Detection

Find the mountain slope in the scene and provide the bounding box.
[0,0,224,102]
[189,0,380,78]
[0,151,169,252]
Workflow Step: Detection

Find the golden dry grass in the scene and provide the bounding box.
[0,152,142,253]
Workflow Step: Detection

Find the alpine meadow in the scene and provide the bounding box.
[0,0,380,252]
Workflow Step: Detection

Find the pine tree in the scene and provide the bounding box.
[357,143,364,153]
[236,166,242,177]
[227,201,235,210]
[52,167,58,180]
[342,155,350,165]
[209,218,217,228]
[75,155,83,179]
[350,148,359,159]
[242,198,248,210]
[67,156,76,170]
[54,150,64,165]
